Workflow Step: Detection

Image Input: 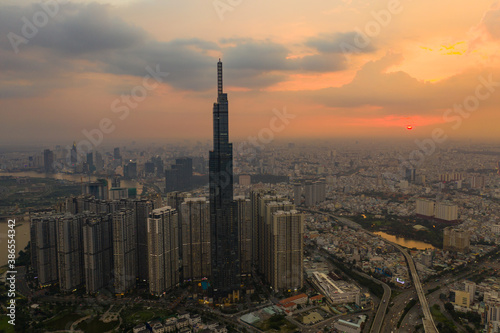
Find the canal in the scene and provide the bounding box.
[373,231,436,250]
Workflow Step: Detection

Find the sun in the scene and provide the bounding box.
[407,125,413,130]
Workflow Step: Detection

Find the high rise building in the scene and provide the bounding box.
[113,147,122,168]
[416,199,435,217]
[165,158,193,192]
[435,201,458,222]
[235,196,252,278]
[305,181,326,207]
[56,214,84,292]
[112,209,137,294]
[305,182,313,207]
[43,149,54,173]
[133,200,154,282]
[145,161,155,175]
[209,60,240,298]
[82,214,113,294]
[95,151,104,171]
[86,152,94,172]
[404,167,416,182]
[84,179,108,200]
[443,227,470,252]
[293,184,301,206]
[124,162,137,179]
[181,198,211,282]
[147,206,179,296]
[471,176,485,189]
[262,200,295,283]
[250,191,283,276]
[269,210,304,291]
[31,215,58,286]
[152,156,164,177]
[70,141,78,167]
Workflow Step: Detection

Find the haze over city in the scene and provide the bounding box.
[1,1,500,333]
[2,0,500,146]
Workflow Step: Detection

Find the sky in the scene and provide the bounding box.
[1,0,500,146]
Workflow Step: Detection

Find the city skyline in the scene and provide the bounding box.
[2,0,500,146]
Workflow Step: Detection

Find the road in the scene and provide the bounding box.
[390,243,438,333]
[302,210,438,333]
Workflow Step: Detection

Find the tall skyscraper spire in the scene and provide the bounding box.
[217,59,223,96]
[209,60,240,299]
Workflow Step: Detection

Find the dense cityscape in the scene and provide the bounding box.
[2,1,500,333]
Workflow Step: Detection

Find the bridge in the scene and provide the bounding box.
[303,210,438,333]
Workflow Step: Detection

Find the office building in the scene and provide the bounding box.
[450,289,471,308]
[124,162,137,179]
[70,141,78,166]
[165,158,193,192]
[147,206,179,296]
[209,60,240,298]
[95,151,104,171]
[43,149,54,173]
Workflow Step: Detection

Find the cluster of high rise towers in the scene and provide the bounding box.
[29,61,304,301]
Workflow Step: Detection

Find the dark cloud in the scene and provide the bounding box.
[306,31,377,54]
[292,54,346,72]
[0,2,348,98]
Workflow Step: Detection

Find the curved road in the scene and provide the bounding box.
[356,271,391,333]
[303,210,438,333]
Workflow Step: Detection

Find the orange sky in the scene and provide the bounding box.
[1,0,500,145]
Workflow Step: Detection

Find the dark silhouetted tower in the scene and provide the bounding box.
[209,60,240,298]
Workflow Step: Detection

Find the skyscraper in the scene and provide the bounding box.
[31,215,58,286]
[70,141,78,166]
[112,209,137,294]
[82,213,113,294]
[56,214,84,292]
[270,210,304,291]
[235,196,252,278]
[147,206,179,296]
[209,60,240,298]
[181,198,211,282]
[43,149,54,173]
[165,158,193,192]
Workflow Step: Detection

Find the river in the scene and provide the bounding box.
[0,171,142,193]
[373,231,436,250]
[0,171,143,267]
[0,218,30,267]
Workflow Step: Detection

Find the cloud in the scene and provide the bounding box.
[479,2,500,39]
[306,31,377,54]
[305,53,500,116]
